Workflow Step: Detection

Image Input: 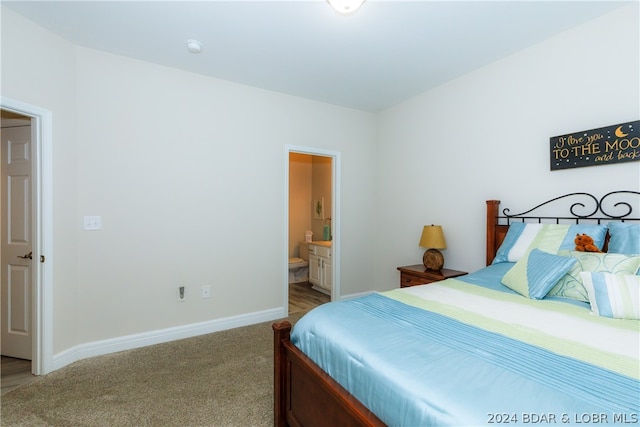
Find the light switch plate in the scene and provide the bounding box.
[83,216,102,230]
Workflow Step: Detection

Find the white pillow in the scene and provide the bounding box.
[581,272,640,320]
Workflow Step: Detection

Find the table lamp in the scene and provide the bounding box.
[419,225,446,271]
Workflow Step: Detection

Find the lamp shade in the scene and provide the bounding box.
[419,225,446,249]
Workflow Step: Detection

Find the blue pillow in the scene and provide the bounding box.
[501,249,577,299]
[493,223,608,264]
[492,224,570,264]
[493,222,527,264]
[607,222,640,255]
[557,224,607,254]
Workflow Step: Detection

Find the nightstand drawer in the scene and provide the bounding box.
[400,273,430,287]
[397,265,467,288]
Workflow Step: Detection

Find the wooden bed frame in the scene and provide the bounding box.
[273,191,640,427]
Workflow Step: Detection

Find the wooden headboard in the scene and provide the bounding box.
[486,191,640,266]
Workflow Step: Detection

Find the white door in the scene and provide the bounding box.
[1,124,33,360]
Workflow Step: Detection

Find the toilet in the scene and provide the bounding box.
[289,242,309,284]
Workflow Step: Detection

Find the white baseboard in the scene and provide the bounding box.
[53,307,286,372]
[339,290,375,300]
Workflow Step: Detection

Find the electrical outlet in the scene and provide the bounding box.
[177,286,185,302]
[201,285,211,299]
[83,215,102,231]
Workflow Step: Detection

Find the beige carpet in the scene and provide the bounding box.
[1,313,305,427]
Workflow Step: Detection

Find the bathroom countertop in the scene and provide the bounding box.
[309,241,332,247]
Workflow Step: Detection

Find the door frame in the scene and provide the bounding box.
[285,145,341,312]
[1,97,54,375]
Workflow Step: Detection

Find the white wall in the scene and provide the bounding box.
[72,49,378,343]
[1,8,80,354]
[375,3,640,289]
[2,7,377,362]
[374,4,640,291]
[2,3,639,369]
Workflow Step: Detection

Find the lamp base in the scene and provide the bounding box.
[423,249,444,271]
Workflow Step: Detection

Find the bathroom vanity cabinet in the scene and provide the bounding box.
[308,243,332,295]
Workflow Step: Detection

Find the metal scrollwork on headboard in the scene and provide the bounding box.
[599,191,640,218]
[500,191,640,224]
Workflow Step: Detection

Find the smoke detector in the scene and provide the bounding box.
[186,40,203,54]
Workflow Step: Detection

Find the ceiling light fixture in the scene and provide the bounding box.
[186,39,203,54]
[326,0,366,15]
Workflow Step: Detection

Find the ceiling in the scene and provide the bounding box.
[3,1,631,112]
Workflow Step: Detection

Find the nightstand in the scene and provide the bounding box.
[397,265,467,288]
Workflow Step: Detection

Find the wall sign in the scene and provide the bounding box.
[550,120,639,170]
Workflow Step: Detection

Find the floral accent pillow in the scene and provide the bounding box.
[548,252,640,302]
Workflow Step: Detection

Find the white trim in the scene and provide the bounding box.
[339,290,375,301]
[1,97,54,375]
[52,307,285,371]
[284,145,341,311]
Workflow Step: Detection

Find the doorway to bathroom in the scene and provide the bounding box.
[285,146,340,315]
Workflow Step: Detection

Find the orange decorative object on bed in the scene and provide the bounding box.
[574,233,603,252]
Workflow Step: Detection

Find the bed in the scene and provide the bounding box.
[273,191,640,427]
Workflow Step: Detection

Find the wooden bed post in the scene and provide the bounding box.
[273,321,292,427]
[272,319,385,427]
[486,200,500,266]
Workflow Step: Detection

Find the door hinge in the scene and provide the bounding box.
[40,255,45,263]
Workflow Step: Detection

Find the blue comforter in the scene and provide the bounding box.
[291,274,639,426]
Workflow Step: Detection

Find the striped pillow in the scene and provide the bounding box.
[492,223,607,264]
[580,272,640,320]
[502,249,577,299]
